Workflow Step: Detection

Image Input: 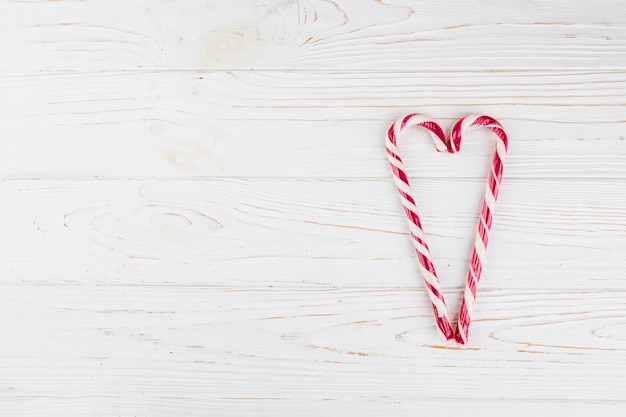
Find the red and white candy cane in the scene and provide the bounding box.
[386,114,455,341]
[386,113,508,344]
[449,115,508,344]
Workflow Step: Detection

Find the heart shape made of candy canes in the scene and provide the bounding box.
[386,114,508,344]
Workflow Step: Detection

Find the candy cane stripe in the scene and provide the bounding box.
[482,202,493,228]
[484,187,497,213]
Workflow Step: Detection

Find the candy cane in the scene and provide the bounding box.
[449,115,508,344]
[387,113,508,344]
[386,114,454,341]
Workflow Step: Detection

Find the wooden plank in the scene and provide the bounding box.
[1,285,625,404]
[4,398,622,417]
[1,0,625,71]
[0,70,625,178]
[2,178,624,290]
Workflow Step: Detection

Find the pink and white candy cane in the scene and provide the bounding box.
[386,114,455,341]
[449,115,508,344]
[386,113,508,344]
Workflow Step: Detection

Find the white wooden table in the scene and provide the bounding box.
[1,1,625,415]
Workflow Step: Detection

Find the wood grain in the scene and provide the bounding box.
[0,70,625,178]
[2,286,625,406]
[1,178,623,290]
[1,0,625,70]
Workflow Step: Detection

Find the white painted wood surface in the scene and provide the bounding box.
[1,1,625,415]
